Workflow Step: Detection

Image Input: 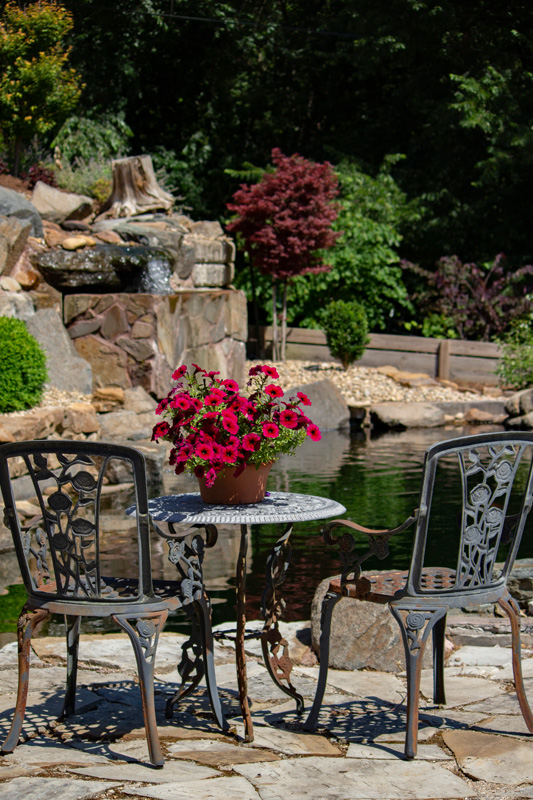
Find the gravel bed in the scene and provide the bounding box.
[247,360,505,406]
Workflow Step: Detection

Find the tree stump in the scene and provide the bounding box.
[100,155,174,218]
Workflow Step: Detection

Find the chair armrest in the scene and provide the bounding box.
[322,510,419,586]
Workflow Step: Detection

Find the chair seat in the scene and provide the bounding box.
[329,567,457,604]
[30,577,189,611]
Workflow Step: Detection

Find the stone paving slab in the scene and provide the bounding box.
[70,760,220,783]
[233,756,473,799]
[443,729,533,784]
[345,742,452,760]
[297,665,406,705]
[2,738,113,766]
[31,633,188,672]
[168,738,281,765]
[419,673,506,707]
[0,777,117,800]
[123,775,261,800]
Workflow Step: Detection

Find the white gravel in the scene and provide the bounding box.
[246,360,505,407]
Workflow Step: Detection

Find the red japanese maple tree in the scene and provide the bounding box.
[227,148,340,360]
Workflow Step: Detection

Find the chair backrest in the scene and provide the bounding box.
[405,431,533,601]
[0,440,153,604]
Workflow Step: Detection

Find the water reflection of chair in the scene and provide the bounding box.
[305,431,533,758]
[0,440,224,766]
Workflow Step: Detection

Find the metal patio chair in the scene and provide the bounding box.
[0,440,225,766]
[304,431,533,758]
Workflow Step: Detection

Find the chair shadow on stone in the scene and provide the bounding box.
[0,440,226,766]
[304,431,533,758]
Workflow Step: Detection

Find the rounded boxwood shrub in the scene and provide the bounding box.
[0,316,48,412]
[322,300,370,370]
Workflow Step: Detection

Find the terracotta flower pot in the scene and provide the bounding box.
[197,462,274,505]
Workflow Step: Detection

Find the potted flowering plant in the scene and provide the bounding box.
[152,363,321,504]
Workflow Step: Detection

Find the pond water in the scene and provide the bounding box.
[2,422,533,640]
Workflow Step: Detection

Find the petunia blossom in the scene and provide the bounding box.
[265,384,284,399]
[297,391,312,406]
[263,421,279,438]
[306,423,322,441]
[280,409,299,429]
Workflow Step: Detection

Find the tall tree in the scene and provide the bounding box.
[0,1,82,175]
[227,148,340,360]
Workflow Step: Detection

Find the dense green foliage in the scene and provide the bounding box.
[288,158,418,331]
[322,300,370,370]
[0,317,48,413]
[0,1,82,175]
[498,316,533,389]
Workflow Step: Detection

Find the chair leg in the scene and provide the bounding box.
[113,610,168,767]
[1,605,50,754]
[432,613,447,706]
[61,615,81,719]
[390,605,447,760]
[195,595,229,731]
[498,592,533,732]
[303,590,341,731]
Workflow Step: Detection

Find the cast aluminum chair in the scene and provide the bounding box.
[304,431,533,758]
[0,440,225,766]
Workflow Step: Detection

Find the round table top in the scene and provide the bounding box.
[138,491,346,525]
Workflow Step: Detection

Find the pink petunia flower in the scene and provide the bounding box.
[195,442,214,460]
[221,379,239,392]
[151,421,170,441]
[193,465,205,478]
[190,397,203,412]
[242,433,261,451]
[280,409,299,429]
[204,468,217,487]
[297,391,312,406]
[172,365,187,379]
[155,397,169,415]
[222,416,239,434]
[306,423,322,441]
[262,365,279,378]
[222,445,239,463]
[263,421,279,438]
[204,393,224,407]
[248,365,262,376]
[265,383,284,398]
[174,395,191,411]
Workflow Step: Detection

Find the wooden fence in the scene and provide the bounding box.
[247,326,502,385]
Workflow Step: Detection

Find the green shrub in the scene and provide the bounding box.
[322,300,370,370]
[0,317,48,412]
[498,316,533,389]
[53,158,112,199]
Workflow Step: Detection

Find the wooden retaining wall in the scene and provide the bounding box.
[248,326,502,385]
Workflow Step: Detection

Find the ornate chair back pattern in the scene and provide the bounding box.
[407,435,533,601]
[1,441,153,605]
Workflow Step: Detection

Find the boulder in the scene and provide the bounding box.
[371,402,446,429]
[123,385,157,414]
[282,379,350,432]
[495,558,533,607]
[61,403,100,435]
[0,215,31,274]
[0,290,34,320]
[310,575,430,672]
[26,308,93,395]
[0,186,43,238]
[33,244,172,292]
[504,388,533,417]
[0,408,63,443]
[31,181,93,223]
[97,409,153,441]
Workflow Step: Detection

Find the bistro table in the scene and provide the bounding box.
[145,491,346,741]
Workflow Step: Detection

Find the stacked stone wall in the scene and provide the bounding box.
[64,289,247,398]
